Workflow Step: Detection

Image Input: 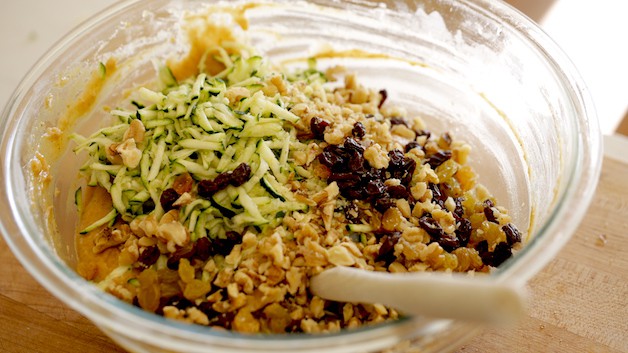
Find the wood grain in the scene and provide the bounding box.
[1,157,627,353]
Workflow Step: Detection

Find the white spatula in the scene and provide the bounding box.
[310,266,526,325]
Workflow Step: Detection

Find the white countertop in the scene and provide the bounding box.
[1,0,626,135]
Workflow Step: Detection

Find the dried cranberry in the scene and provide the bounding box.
[230,163,251,186]
[310,117,330,140]
[352,122,366,139]
[137,245,160,268]
[502,223,522,245]
[160,188,179,211]
[426,150,452,169]
[378,89,388,109]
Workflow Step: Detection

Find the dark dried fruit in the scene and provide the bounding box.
[405,141,421,153]
[426,150,452,169]
[198,179,220,198]
[388,149,405,170]
[166,243,196,270]
[343,137,364,153]
[428,183,447,209]
[230,163,251,186]
[352,122,366,139]
[386,184,409,199]
[376,232,401,265]
[389,117,407,126]
[416,129,431,139]
[483,199,498,223]
[453,197,465,220]
[418,215,444,239]
[160,188,179,211]
[502,223,522,245]
[373,197,396,213]
[194,236,212,261]
[455,218,472,247]
[137,245,160,268]
[378,89,388,109]
[440,132,452,147]
[490,242,513,267]
[437,234,460,252]
[365,179,386,197]
[310,117,330,140]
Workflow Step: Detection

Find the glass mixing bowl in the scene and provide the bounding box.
[0,0,601,352]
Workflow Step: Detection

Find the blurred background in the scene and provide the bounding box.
[1,0,626,135]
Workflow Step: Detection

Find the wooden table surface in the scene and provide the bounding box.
[1,152,627,353]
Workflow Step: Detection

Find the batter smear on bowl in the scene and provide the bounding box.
[72,40,522,333]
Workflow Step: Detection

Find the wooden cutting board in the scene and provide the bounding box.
[1,157,626,353]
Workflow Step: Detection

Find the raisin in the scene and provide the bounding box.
[483,199,498,223]
[416,129,431,139]
[230,163,251,186]
[160,188,179,211]
[347,150,365,172]
[426,150,452,169]
[167,295,194,310]
[490,242,513,267]
[137,245,160,268]
[376,232,401,265]
[328,172,360,183]
[437,234,460,252]
[193,236,212,261]
[405,141,421,153]
[365,179,386,197]
[418,215,444,239]
[378,89,388,109]
[502,223,522,245]
[310,117,330,140]
[213,173,231,190]
[373,197,396,213]
[212,231,242,256]
[476,240,492,264]
[456,218,472,246]
[389,117,407,126]
[386,184,409,199]
[352,122,366,139]
[453,197,465,220]
[166,243,196,270]
[387,149,405,170]
[428,183,446,208]
[197,179,220,198]
[400,159,416,186]
[343,137,364,153]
